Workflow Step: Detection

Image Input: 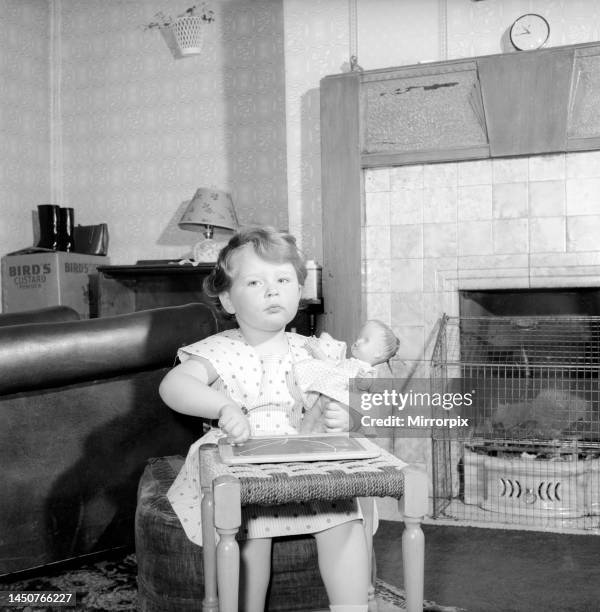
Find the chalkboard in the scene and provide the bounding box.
[218,434,380,465]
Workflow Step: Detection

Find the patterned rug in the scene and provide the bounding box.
[0,553,465,612]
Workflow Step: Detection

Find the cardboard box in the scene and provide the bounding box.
[1,252,110,319]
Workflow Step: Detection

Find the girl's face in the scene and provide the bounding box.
[351,321,385,365]
[219,245,302,340]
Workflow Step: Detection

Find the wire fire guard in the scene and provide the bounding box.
[431,314,600,533]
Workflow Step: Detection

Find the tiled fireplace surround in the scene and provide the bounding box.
[362,150,600,471]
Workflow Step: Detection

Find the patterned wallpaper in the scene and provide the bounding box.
[58,0,288,265]
[282,0,347,260]
[0,0,50,258]
[446,0,600,58]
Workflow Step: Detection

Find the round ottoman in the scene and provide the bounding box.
[135,456,329,612]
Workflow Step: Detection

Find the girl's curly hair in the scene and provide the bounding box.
[203,226,307,316]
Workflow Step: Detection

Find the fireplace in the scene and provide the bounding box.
[431,289,600,532]
[318,55,600,533]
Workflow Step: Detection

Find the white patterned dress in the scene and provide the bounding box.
[167,328,369,545]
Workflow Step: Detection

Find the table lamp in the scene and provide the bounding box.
[178,188,239,262]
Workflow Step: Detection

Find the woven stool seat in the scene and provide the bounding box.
[202,441,407,506]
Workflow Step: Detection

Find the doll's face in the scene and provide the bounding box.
[350,321,387,365]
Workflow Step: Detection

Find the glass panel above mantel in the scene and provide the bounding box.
[361,61,489,165]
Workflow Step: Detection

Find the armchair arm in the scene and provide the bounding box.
[0,303,218,394]
[0,305,79,328]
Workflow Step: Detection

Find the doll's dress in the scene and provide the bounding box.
[167,328,367,545]
[294,332,377,404]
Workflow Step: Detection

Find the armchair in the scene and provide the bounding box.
[0,303,217,575]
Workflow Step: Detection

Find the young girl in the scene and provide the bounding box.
[159,227,370,612]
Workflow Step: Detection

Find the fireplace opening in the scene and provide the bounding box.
[460,287,600,317]
[431,289,600,532]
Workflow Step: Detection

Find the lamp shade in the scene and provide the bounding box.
[178,188,239,232]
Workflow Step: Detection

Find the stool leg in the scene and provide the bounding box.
[213,475,241,612]
[201,484,218,612]
[200,444,220,612]
[399,465,428,612]
[359,497,377,612]
[402,516,424,612]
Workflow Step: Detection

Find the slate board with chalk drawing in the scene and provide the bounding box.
[218,433,380,464]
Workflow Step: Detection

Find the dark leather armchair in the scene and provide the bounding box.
[0,303,218,575]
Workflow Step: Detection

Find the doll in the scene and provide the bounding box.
[296,320,400,433]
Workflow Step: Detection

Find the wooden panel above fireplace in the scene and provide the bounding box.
[477,48,573,156]
[322,40,600,168]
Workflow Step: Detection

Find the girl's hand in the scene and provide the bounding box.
[218,404,251,444]
[323,400,350,432]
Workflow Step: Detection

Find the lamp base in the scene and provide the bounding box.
[191,238,228,262]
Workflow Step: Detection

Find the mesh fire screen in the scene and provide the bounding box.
[431,314,600,532]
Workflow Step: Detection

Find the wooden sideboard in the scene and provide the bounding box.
[96,262,323,335]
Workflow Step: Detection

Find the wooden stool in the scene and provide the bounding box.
[135,456,329,612]
[199,441,428,612]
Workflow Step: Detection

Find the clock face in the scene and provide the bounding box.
[510,13,550,51]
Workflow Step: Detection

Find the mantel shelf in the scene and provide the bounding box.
[98,262,215,277]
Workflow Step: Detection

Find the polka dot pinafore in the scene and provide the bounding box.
[166,329,363,545]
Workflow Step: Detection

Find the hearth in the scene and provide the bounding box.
[431,294,600,532]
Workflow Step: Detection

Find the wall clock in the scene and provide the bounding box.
[509,13,550,51]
